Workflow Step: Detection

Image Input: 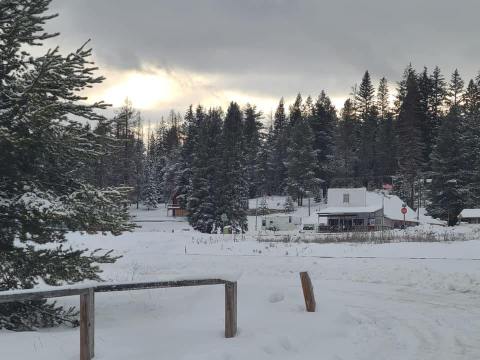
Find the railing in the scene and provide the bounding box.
[0,278,238,360]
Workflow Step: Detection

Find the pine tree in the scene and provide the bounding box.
[334,99,359,185]
[286,100,320,206]
[447,69,464,108]
[219,102,248,231]
[188,108,223,233]
[257,125,275,196]
[461,78,480,207]
[375,78,397,178]
[270,98,289,194]
[0,0,133,330]
[427,107,466,225]
[176,105,198,209]
[309,91,337,193]
[395,71,424,208]
[394,64,415,115]
[243,104,263,198]
[283,196,295,213]
[289,93,303,126]
[417,67,434,168]
[356,71,378,184]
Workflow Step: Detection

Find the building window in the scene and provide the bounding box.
[343,193,350,203]
[353,219,364,226]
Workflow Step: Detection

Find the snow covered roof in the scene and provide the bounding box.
[318,189,419,223]
[366,191,418,223]
[459,209,480,218]
[317,205,382,216]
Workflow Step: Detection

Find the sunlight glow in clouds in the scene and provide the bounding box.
[101,70,176,109]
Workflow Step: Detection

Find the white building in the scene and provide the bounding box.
[459,209,480,224]
[261,215,302,231]
[317,188,418,231]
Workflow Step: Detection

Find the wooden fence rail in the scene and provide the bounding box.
[0,278,238,360]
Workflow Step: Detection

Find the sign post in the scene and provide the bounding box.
[401,205,407,229]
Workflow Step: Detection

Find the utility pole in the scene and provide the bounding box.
[255,197,258,231]
[381,193,385,241]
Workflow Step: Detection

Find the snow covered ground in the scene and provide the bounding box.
[2,211,480,360]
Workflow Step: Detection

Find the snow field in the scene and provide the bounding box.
[1,218,479,359]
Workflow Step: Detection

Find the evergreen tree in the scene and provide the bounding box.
[286,101,320,206]
[257,124,275,196]
[0,0,133,330]
[375,78,397,178]
[219,102,248,231]
[417,67,434,168]
[283,196,295,213]
[395,72,424,208]
[309,91,337,193]
[334,99,359,185]
[270,98,289,193]
[176,105,198,209]
[289,93,303,126]
[447,69,464,108]
[187,108,223,233]
[356,71,378,183]
[427,107,466,225]
[460,78,480,207]
[394,64,415,115]
[243,104,263,198]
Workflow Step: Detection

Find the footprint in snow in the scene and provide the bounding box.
[268,292,285,303]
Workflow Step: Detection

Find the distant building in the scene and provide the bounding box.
[459,209,480,224]
[261,215,302,231]
[167,192,189,217]
[317,188,418,232]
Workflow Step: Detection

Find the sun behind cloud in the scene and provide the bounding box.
[100,70,176,109]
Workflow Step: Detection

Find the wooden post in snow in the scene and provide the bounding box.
[80,288,94,360]
[225,281,237,338]
[300,272,316,312]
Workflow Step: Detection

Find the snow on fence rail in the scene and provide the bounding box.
[0,278,238,360]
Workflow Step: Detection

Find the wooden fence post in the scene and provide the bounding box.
[80,288,94,360]
[225,281,237,338]
[300,272,316,312]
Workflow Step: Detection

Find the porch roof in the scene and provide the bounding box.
[317,205,382,217]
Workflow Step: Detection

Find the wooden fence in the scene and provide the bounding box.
[0,278,238,360]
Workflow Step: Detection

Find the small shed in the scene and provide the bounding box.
[167,192,189,217]
[459,209,480,224]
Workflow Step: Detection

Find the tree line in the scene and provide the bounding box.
[89,65,480,228]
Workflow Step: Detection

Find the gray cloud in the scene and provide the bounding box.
[47,0,480,108]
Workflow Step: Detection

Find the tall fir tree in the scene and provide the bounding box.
[187,108,223,233]
[355,71,378,184]
[375,77,397,179]
[309,91,337,194]
[447,69,464,108]
[427,106,466,225]
[0,0,133,330]
[395,71,424,208]
[243,104,263,198]
[270,98,289,194]
[334,99,359,185]
[286,97,320,206]
[219,102,248,230]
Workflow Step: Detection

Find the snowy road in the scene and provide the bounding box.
[1,225,479,359]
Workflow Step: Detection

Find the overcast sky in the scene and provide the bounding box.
[47,0,480,121]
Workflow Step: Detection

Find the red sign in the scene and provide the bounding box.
[401,207,407,214]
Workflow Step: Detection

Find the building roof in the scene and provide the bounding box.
[459,209,480,218]
[317,205,382,216]
[317,190,419,223]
